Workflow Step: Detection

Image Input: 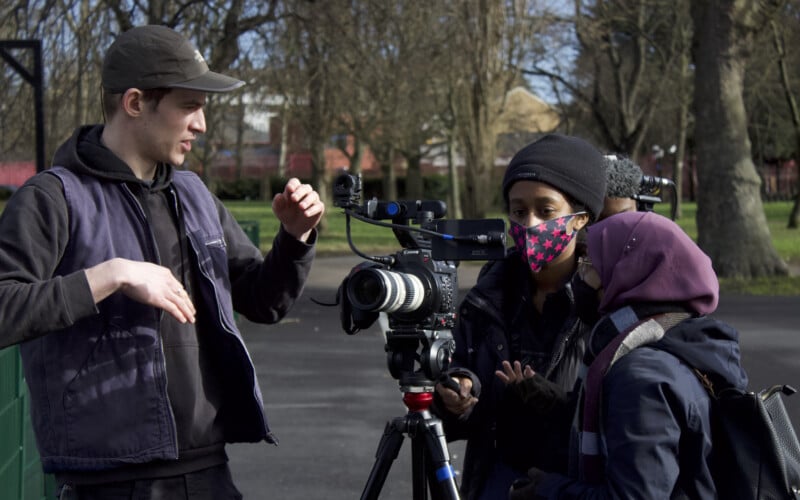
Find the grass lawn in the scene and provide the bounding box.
[648,203,800,295]
[224,199,800,295]
[0,198,796,294]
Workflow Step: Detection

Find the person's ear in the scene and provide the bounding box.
[571,212,590,232]
[120,88,145,117]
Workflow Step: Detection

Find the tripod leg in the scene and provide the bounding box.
[417,412,461,500]
[361,417,406,500]
[412,438,429,500]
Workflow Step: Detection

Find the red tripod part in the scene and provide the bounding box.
[403,391,433,412]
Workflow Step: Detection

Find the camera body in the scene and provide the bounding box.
[333,173,505,387]
[342,249,459,386]
[345,249,457,332]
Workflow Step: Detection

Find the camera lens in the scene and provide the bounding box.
[347,268,425,313]
[333,173,354,193]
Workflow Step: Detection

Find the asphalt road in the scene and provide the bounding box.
[227,256,800,499]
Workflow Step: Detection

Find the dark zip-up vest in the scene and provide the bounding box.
[20,167,269,473]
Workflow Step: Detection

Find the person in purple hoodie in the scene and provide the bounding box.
[505,211,749,499]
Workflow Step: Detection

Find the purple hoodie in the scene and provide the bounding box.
[586,211,719,315]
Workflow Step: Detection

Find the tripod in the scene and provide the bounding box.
[361,388,461,500]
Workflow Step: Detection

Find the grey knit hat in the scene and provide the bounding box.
[102,25,244,93]
[502,134,607,221]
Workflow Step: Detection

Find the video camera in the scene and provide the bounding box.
[635,175,677,220]
[333,173,506,390]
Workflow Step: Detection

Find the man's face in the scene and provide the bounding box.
[139,89,207,167]
[599,196,637,221]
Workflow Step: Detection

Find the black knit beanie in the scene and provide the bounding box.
[502,133,607,221]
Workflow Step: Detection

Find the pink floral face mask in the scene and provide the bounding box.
[508,212,586,273]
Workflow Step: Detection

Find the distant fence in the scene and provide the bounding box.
[0,162,36,190]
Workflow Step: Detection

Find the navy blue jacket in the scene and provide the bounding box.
[535,316,748,499]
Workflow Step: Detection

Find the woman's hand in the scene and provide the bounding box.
[495,360,535,385]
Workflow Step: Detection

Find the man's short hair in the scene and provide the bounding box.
[102,88,172,122]
[603,155,643,199]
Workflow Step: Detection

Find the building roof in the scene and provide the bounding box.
[496,86,560,134]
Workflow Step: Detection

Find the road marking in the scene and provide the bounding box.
[267,402,335,409]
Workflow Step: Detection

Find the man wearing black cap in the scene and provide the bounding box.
[432,134,607,500]
[0,25,324,498]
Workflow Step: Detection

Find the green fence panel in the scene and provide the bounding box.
[0,346,55,500]
[234,219,260,325]
[237,219,260,247]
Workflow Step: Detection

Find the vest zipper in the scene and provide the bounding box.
[183,230,270,438]
[121,183,180,456]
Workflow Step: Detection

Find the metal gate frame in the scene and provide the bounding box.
[1,39,55,500]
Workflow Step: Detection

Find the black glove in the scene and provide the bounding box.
[509,468,545,500]
[512,372,568,413]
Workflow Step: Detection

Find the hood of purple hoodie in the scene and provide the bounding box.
[587,211,719,315]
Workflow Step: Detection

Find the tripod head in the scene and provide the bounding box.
[385,326,456,395]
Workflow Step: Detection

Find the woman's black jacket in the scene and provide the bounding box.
[432,250,595,499]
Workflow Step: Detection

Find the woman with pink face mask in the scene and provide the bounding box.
[431,134,608,500]
[507,211,746,500]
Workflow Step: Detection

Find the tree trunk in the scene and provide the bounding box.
[791,181,800,229]
[307,54,330,234]
[382,149,398,201]
[460,126,495,218]
[673,105,688,219]
[310,140,330,234]
[447,136,463,220]
[463,160,493,218]
[198,99,217,187]
[691,0,788,278]
[278,99,289,179]
[672,25,693,220]
[234,93,245,182]
[348,136,363,176]
[405,154,423,200]
[771,20,800,229]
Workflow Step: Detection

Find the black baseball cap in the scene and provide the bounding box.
[102,25,244,93]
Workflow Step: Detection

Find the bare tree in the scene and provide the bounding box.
[691,0,788,277]
[525,0,690,160]
[309,1,454,203]
[379,2,452,200]
[263,0,350,229]
[1,0,280,189]
[321,0,407,199]
[1,1,114,163]
[446,0,539,218]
